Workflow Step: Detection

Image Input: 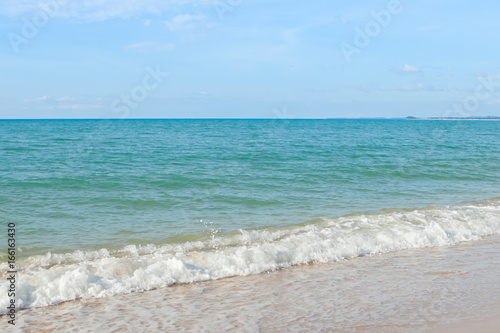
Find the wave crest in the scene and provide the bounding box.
[1,199,499,313]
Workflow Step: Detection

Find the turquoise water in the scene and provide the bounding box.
[1,119,499,256]
[1,119,500,312]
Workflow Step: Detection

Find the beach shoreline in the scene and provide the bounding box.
[14,233,500,332]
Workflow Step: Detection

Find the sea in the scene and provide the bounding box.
[0,119,499,315]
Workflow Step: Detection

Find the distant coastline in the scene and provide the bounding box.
[406,116,500,121]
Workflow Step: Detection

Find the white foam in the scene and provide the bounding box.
[1,199,499,313]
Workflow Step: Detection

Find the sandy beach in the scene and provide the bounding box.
[15,234,500,332]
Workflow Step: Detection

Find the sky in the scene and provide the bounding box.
[1,0,500,119]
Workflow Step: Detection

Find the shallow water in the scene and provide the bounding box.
[17,234,500,332]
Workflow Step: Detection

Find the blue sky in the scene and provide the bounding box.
[1,0,500,119]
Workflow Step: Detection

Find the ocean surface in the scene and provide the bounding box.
[0,119,499,313]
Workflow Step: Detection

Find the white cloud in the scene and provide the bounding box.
[0,0,212,22]
[20,95,108,112]
[39,104,103,110]
[24,95,76,102]
[56,96,74,101]
[166,14,204,31]
[22,96,49,102]
[354,83,447,93]
[402,64,420,72]
[0,0,40,17]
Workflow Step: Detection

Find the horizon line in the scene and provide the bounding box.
[0,117,417,121]
[0,116,498,121]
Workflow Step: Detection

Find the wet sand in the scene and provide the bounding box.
[16,234,500,332]
[433,315,500,333]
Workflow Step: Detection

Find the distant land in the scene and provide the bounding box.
[406,116,500,120]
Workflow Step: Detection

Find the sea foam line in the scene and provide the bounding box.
[1,200,499,313]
